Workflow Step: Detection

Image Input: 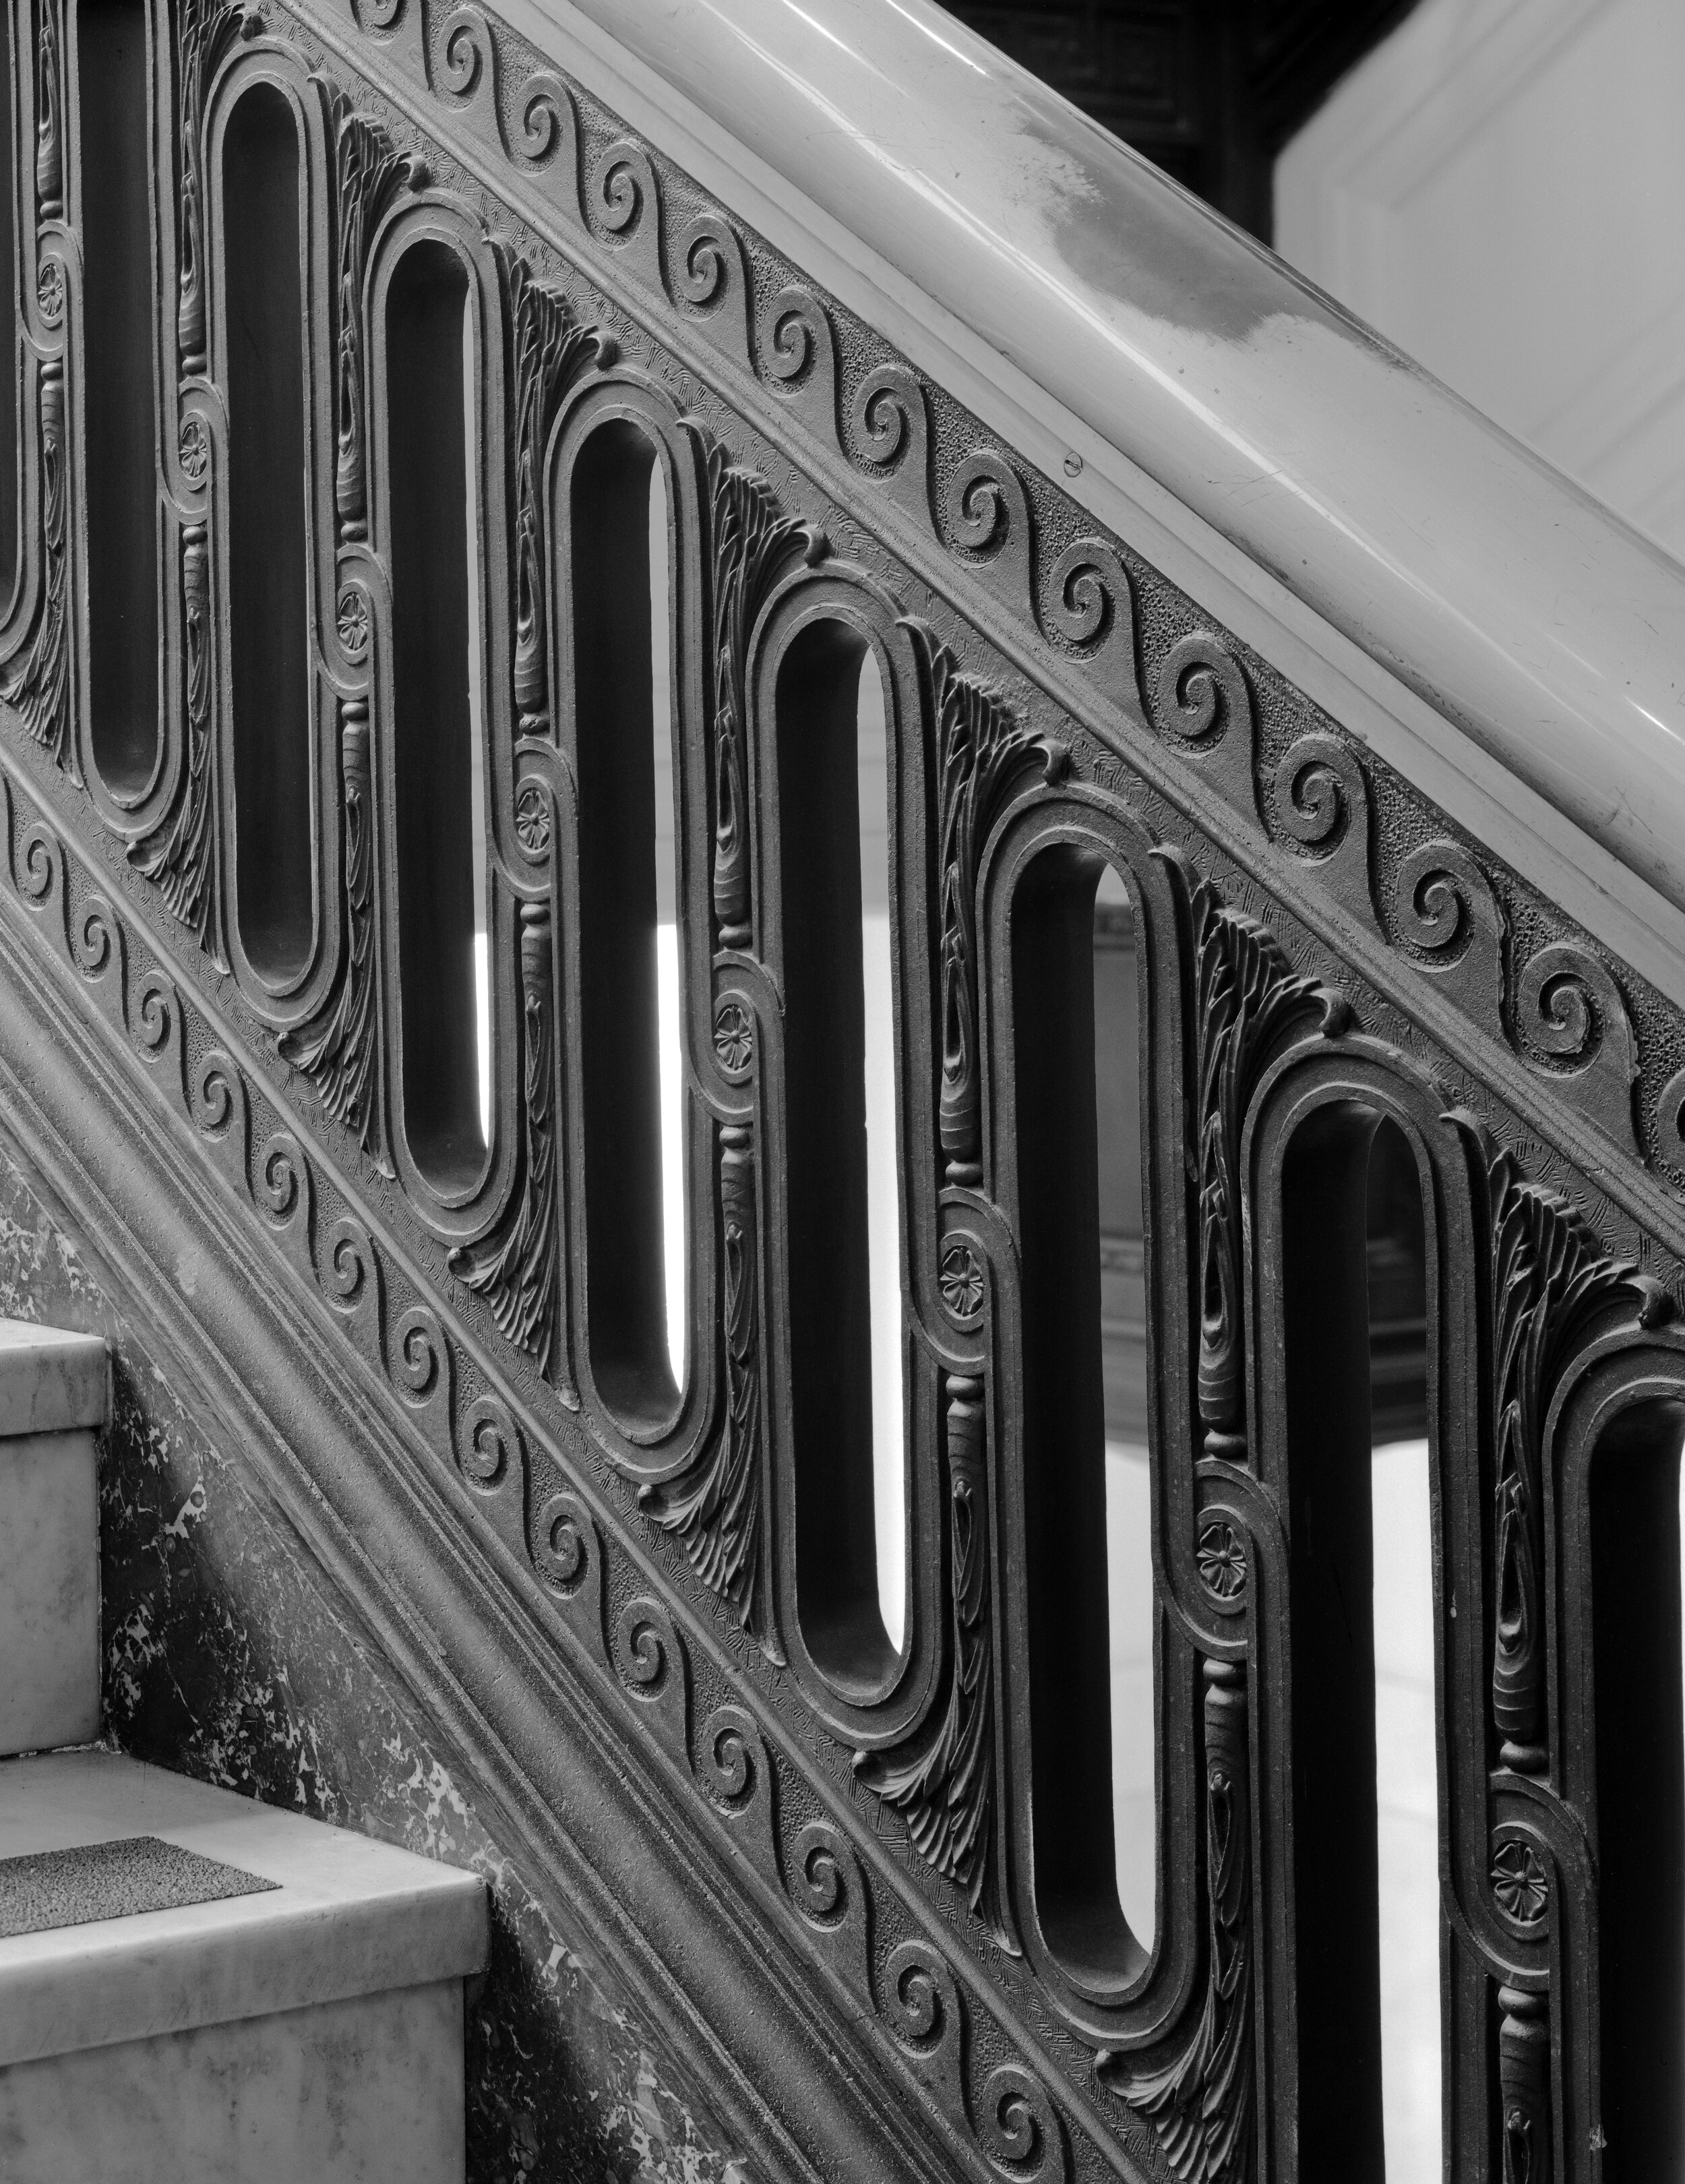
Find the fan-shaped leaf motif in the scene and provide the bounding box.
[280,704,388,1170]
[914,626,1058,1179]
[1177,866,1346,1436]
[705,447,821,945]
[175,0,244,367]
[1457,1119,1667,1762]
[4,367,72,779]
[857,1374,1017,1953]
[450,906,559,1376]
[643,1124,773,1651]
[510,264,603,731]
[132,524,224,964]
[334,109,412,536]
[1104,1662,1253,2184]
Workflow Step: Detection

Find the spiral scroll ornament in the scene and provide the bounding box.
[1513,941,1641,1155]
[613,1598,673,1695]
[436,5,489,98]
[460,1395,520,1489]
[977,2065,1066,2181]
[697,1705,761,1813]
[532,1492,590,1590]
[884,1939,954,2058]
[393,1304,447,1405]
[255,1132,303,1224]
[513,71,572,164]
[325,1215,377,1312]
[1151,634,1255,818]
[1045,537,1130,653]
[790,1821,849,1927]
[1392,838,1506,1027]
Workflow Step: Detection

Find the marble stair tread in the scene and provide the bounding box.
[0,1749,487,2067]
[0,1321,107,1437]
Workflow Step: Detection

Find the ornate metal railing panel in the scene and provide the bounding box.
[4,1,1684,2179]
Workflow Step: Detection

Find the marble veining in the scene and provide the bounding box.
[0,1749,487,2067]
[0,1141,749,2184]
[0,1978,466,2183]
[0,1319,106,1438]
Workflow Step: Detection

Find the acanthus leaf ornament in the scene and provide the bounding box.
[142,0,238,965]
[703,446,823,948]
[449,904,561,1378]
[35,0,65,219]
[333,109,416,539]
[857,1372,1019,1956]
[131,524,225,967]
[913,625,1061,1186]
[1103,1660,1254,2184]
[281,105,417,1166]
[642,1122,776,1654]
[857,632,1056,1955]
[280,701,388,1170]
[175,0,247,371]
[1454,1116,1669,1767]
[1169,858,1348,1445]
[1105,868,1341,2184]
[3,366,73,779]
[508,260,607,733]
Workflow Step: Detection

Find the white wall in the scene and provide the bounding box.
[1276,0,1685,564]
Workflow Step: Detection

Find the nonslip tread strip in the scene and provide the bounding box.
[0,1834,278,1939]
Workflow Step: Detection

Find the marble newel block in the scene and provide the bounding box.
[0,1320,108,1757]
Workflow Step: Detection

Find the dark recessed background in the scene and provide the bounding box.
[935,0,1419,242]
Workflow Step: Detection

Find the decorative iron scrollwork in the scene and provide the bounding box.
[642,1122,773,1651]
[4,364,71,777]
[704,446,822,948]
[450,903,561,1377]
[1459,1119,1668,1770]
[1103,1660,1253,2184]
[859,1370,1018,1953]
[1173,858,1347,1447]
[508,262,605,735]
[916,625,1061,1187]
[13,5,1685,2177]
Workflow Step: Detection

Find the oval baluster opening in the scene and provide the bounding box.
[1012,845,1157,1978]
[78,0,160,799]
[222,80,313,985]
[778,618,905,1693]
[385,237,490,1194]
[573,421,687,1425]
[1589,1397,1685,2180]
[1280,1106,1441,2179]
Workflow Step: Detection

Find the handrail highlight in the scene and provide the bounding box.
[520,0,1685,946]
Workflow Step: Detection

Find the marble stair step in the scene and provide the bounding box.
[0,1321,109,1759]
[0,1749,489,2182]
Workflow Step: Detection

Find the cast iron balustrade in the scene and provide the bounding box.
[3,1,1684,2179]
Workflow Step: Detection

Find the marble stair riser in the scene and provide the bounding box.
[0,1978,465,2184]
[0,1323,107,1758]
